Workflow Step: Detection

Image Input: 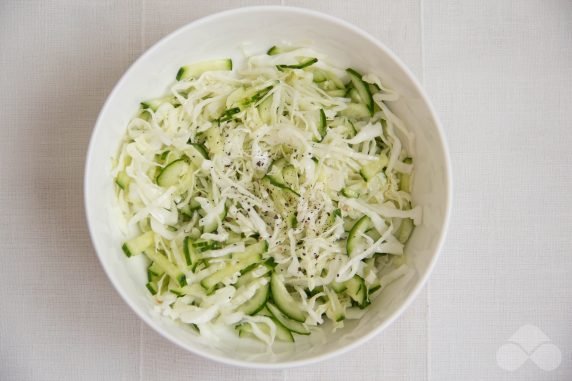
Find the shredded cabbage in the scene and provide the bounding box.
[114,45,421,345]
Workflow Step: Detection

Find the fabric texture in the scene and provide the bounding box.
[0,1,570,380]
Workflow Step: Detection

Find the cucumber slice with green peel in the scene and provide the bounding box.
[277,57,318,70]
[346,68,373,115]
[190,143,209,159]
[236,318,294,342]
[399,158,413,192]
[189,199,201,211]
[270,273,307,322]
[325,288,345,322]
[238,281,270,315]
[122,231,154,257]
[312,69,327,83]
[344,275,367,307]
[281,165,299,193]
[232,240,268,260]
[317,109,327,141]
[340,103,371,119]
[258,94,273,124]
[146,281,158,295]
[368,284,382,295]
[156,159,190,187]
[348,88,362,103]
[201,204,227,234]
[286,212,298,229]
[266,302,310,335]
[341,181,366,198]
[330,281,347,293]
[204,126,223,156]
[147,261,165,277]
[326,89,347,97]
[227,85,274,110]
[179,204,193,218]
[144,249,187,287]
[140,96,177,111]
[312,68,345,88]
[264,159,300,196]
[176,58,232,81]
[359,153,389,181]
[341,187,359,198]
[397,218,414,244]
[235,264,273,288]
[218,107,241,123]
[266,45,296,56]
[200,241,268,293]
[115,171,130,190]
[192,240,222,252]
[183,237,201,270]
[346,215,372,257]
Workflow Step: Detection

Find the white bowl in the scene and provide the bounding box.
[85,6,451,368]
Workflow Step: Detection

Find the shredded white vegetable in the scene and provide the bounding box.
[114,45,421,345]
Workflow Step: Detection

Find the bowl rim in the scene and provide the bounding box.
[84,5,452,369]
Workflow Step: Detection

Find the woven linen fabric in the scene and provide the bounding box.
[0,1,570,380]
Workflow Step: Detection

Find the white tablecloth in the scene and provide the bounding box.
[1,1,571,380]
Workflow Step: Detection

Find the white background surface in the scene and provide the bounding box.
[0,1,570,380]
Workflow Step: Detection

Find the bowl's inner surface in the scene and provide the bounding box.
[85,7,449,366]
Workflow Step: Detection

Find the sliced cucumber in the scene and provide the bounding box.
[359,153,388,181]
[339,103,371,120]
[236,318,294,342]
[115,171,130,190]
[202,204,227,234]
[317,109,327,141]
[399,158,413,192]
[156,158,190,187]
[267,45,296,56]
[122,231,154,257]
[270,273,307,322]
[258,94,273,125]
[264,158,300,196]
[147,261,164,278]
[397,218,414,244]
[238,281,269,315]
[344,275,367,307]
[146,281,158,295]
[266,302,310,335]
[341,181,366,198]
[192,240,222,252]
[144,249,187,287]
[348,88,362,103]
[200,241,268,293]
[312,68,345,88]
[346,215,371,257]
[326,89,347,97]
[277,57,318,70]
[140,96,176,111]
[190,143,209,159]
[346,68,373,115]
[282,165,299,193]
[235,263,273,288]
[183,237,201,270]
[204,126,223,156]
[325,288,345,322]
[176,58,232,81]
[286,212,298,229]
[218,107,241,123]
[330,281,347,293]
[227,85,274,110]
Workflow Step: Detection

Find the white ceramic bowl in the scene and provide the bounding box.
[85,6,451,368]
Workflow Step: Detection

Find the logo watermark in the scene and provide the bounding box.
[496,324,562,371]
